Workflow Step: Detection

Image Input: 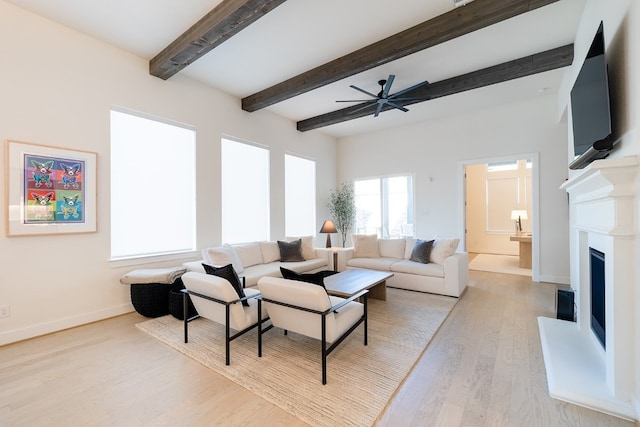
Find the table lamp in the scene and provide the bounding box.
[511,210,528,233]
[319,220,337,248]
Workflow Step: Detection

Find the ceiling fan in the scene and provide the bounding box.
[336,74,430,117]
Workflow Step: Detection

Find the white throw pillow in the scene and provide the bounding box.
[429,237,460,264]
[287,235,315,260]
[260,241,281,263]
[352,234,380,258]
[205,243,244,273]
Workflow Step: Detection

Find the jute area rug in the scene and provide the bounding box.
[136,287,457,427]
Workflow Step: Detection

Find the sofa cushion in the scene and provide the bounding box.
[233,242,264,268]
[278,239,305,262]
[287,236,315,260]
[279,258,328,272]
[352,234,380,258]
[202,263,249,306]
[430,238,460,264]
[390,259,445,278]
[204,244,244,273]
[260,241,281,264]
[378,238,405,259]
[347,257,396,271]
[410,239,434,264]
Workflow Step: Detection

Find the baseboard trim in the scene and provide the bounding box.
[633,393,640,423]
[537,274,570,285]
[0,304,134,346]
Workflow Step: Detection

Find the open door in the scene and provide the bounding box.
[464,157,534,277]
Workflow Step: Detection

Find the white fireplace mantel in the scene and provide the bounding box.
[539,156,638,420]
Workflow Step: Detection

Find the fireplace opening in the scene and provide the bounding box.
[590,248,606,349]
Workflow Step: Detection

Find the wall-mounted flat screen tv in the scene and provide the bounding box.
[569,21,615,170]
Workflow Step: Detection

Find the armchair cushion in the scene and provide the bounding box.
[202,263,249,306]
[257,277,363,343]
[278,239,304,262]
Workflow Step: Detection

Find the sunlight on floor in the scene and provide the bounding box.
[469,253,531,277]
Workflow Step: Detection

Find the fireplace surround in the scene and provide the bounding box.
[538,156,638,420]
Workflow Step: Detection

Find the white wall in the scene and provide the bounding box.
[337,91,570,284]
[0,1,337,345]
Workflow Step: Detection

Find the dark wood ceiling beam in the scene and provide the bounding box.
[242,0,559,112]
[296,44,573,132]
[150,0,287,80]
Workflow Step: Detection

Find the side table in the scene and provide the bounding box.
[510,234,532,269]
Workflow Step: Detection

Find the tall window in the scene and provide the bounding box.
[354,175,413,238]
[110,109,196,259]
[285,154,316,236]
[221,138,269,243]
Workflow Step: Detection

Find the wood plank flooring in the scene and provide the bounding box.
[1,271,636,427]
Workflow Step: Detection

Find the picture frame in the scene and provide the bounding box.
[5,140,97,236]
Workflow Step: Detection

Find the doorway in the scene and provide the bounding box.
[459,154,539,280]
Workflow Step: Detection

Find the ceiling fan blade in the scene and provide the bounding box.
[389,80,429,98]
[387,101,409,112]
[373,102,384,117]
[390,97,430,102]
[349,85,378,99]
[381,74,395,98]
[336,99,374,103]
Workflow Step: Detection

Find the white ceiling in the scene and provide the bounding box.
[6,0,586,138]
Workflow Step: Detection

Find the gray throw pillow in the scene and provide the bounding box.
[410,239,434,264]
[278,239,304,262]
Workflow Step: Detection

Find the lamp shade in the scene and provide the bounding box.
[319,220,337,233]
[510,210,528,220]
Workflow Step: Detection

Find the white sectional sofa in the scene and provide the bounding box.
[183,238,332,287]
[335,236,468,297]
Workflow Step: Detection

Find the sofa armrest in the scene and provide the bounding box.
[335,248,354,272]
[313,247,333,269]
[443,252,469,297]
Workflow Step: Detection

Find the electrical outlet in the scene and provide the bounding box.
[0,305,10,318]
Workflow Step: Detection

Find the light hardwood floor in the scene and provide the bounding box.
[1,271,636,427]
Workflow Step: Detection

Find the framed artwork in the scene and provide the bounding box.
[5,140,97,236]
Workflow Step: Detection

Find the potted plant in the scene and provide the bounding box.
[327,182,355,247]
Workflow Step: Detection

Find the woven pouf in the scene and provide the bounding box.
[168,284,198,320]
[130,283,174,318]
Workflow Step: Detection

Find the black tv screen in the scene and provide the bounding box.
[569,22,613,168]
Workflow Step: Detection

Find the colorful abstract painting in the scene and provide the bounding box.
[6,140,96,236]
[24,155,85,224]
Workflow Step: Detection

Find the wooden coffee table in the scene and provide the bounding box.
[324,269,393,301]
